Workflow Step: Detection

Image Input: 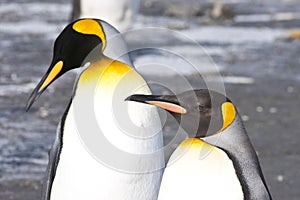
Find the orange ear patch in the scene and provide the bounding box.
[146,101,187,114]
[72,19,106,51]
[220,102,236,131]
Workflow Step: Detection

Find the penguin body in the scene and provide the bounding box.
[158,138,243,200]
[50,60,163,200]
[203,112,271,200]
[126,89,272,200]
[27,19,164,200]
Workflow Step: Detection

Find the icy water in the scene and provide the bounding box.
[0,0,300,199]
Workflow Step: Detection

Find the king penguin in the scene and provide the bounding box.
[126,89,272,200]
[26,18,164,200]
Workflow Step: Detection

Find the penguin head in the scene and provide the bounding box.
[26,18,108,110]
[126,89,237,137]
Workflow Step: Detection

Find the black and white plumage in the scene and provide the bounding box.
[126,89,272,200]
[27,19,164,200]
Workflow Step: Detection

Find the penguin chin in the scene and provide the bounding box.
[178,114,223,138]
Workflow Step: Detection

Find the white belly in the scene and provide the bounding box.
[50,105,163,200]
[50,66,164,200]
[158,139,244,200]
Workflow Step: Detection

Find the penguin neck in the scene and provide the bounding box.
[68,55,164,164]
[203,115,272,199]
[78,56,130,86]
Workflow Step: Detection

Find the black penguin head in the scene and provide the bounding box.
[126,89,237,138]
[26,18,107,111]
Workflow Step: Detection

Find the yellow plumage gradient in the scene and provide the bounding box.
[178,138,214,151]
[79,56,132,86]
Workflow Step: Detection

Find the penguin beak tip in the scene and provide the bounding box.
[124,95,133,102]
[124,97,130,101]
[25,96,35,112]
[25,89,41,112]
[124,95,147,103]
[25,101,33,112]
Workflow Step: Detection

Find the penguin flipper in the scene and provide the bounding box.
[41,122,63,200]
[41,101,72,200]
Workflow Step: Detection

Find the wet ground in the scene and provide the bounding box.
[0,0,299,199]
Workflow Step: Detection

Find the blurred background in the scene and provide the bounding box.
[0,0,299,199]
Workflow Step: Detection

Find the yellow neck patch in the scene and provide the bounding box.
[178,138,213,151]
[220,102,236,131]
[72,19,106,51]
[79,56,132,85]
[179,138,205,147]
